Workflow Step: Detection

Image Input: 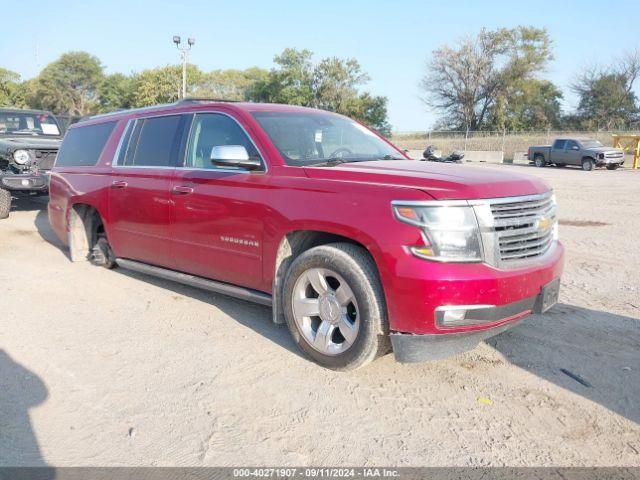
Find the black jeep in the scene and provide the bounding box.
[0,108,63,219]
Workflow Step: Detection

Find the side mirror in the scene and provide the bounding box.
[210,145,262,170]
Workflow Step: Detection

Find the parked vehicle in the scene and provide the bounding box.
[48,100,564,370]
[0,108,62,218]
[528,138,625,171]
[421,145,464,163]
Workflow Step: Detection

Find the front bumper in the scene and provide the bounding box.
[597,157,624,165]
[382,238,563,327]
[390,279,560,362]
[0,171,49,192]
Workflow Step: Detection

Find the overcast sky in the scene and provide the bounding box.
[2,0,638,131]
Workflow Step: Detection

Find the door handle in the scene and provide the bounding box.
[111,181,128,189]
[171,185,194,195]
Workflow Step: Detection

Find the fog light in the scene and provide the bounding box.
[436,304,495,327]
[443,309,467,324]
[21,179,30,186]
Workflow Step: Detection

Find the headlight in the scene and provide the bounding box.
[13,149,30,165]
[393,203,483,262]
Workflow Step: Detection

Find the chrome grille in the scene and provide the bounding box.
[487,192,556,265]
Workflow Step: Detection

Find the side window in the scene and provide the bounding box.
[55,121,116,167]
[552,140,566,150]
[121,115,184,167]
[565,140,579,150]
[185,113,261,170]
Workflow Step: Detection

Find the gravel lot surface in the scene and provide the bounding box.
[0,164,638,467]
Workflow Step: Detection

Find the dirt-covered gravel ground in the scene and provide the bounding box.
[0,164,638,467]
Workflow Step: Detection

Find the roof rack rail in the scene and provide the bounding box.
[175,97,241,104]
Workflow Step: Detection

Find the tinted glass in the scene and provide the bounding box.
[552,140,566,150]
[565,140,579,150]
[55,121,117,167]
[252,111,402,166]
[185,113,261,169]
[128,115,183,167]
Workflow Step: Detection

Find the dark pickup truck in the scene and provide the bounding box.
[528,138,625,171]
[0,108,62,218]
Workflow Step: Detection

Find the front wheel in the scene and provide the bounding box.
[0,188,11,219]
[283,243,389,370]
[606,164,620,170]
[534,156,546,168]
[582,158,594,171]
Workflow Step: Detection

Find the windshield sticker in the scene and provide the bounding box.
[314,130,323,143]
[41,124,60,135]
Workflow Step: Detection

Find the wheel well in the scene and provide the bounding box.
[271,230,375,325]
[582,156,595,162]
[67,203,105,262]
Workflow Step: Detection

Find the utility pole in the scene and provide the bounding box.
[172,36,195,99]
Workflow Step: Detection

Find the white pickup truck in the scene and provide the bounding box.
[528,138,625,171]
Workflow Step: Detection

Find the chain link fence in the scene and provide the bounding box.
[392,130,640,161]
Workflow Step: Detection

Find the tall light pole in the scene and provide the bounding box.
[173,35,195,99]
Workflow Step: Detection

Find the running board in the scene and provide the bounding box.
[116,258,273,307]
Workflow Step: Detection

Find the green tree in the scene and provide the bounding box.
[421,26,553,130]
[251,48,315,105]
[99,73,134,112]
[28,51,105,116]
[489,79,563,130]
[0,68,27,107]
[195,67,268,101]
[572,50,640,129]
[130,64,205,107]
[251,48,392,134]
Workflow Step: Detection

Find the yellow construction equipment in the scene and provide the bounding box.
[611,134,640,169]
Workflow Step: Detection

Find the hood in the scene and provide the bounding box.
[585,146,620,154]
[0,136,62,150]
[303,160,550,200]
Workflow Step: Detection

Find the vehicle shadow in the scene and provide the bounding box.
[9,194,49,213]
[33,208,67,254]
[487,303,640,424]
[112,268,302,359]
[0,349,53,473]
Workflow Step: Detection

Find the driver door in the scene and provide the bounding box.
[169,112,269,291]
[564,140,581,165]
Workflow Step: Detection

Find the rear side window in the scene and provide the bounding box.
[120,115,184,167]
[55,121,116,167]
[552,139,566,150]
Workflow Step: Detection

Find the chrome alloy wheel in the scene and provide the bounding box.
[291,268,360,356]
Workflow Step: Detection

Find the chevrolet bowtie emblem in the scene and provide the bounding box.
[537,216,552,231]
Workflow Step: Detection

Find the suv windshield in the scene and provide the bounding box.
[580,140,603,148]
[0,111,61,137]
[252,111,402,166]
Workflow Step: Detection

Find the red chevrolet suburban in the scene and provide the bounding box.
[48,100,564,370]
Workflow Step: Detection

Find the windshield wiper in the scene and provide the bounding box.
[309,158,353,167]
[309,155,402,167]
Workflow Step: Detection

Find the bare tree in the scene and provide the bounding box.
[421,27,553,130]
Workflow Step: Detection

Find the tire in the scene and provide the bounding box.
[283,243,389,371]
[555,163,567,168]
[581,158,594,171]
[606,164,619,170]
[534,155,546,168]
[0,188,11,220]
[89,236,117,269]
